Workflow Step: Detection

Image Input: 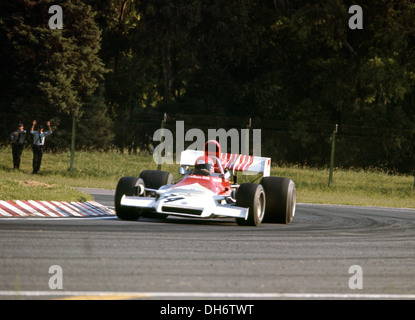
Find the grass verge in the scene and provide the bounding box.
[0,147,414,208]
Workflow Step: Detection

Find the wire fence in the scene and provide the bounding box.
[2,110,415,174]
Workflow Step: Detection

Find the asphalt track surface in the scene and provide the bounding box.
[1,188,415,300]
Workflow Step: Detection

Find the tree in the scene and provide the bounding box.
[0,0,108,148]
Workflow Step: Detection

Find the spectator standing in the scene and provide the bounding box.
[31,120,53,174]
[9,123,26,169]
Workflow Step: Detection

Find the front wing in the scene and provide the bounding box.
[120,195,248,220]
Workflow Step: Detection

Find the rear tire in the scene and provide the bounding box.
[138,170,174,190]
[115,177,143,221]
[138,170,174,219]
[235,183,265,226]
[260,177,296,224]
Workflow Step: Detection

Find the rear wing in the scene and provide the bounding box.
[180,150,271,177]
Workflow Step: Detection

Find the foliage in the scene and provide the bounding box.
[1,0,415,173]
[0,0,109,148]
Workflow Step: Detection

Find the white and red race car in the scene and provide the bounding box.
[115,140,296,226]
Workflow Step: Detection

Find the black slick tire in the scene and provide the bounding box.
[138,170,174,219]
[260,177,296,224]
[235,183,266,226]
[115,176,142,221]
[138,170,174,190]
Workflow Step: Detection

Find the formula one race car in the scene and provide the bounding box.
[115,140,296,226]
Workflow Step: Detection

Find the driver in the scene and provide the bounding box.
[203,140,223,174]
[194,156,215,175]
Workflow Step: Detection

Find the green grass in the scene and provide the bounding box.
[272,165,415,208]
[0,146,414,208]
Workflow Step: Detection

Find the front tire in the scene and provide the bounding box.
[260,177,296,224]
[235,183,266,226]
[115,176,143,221]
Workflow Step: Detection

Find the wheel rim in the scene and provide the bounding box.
[257,190,265,222]
[287,182,296,222]
[291,187,296,218]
